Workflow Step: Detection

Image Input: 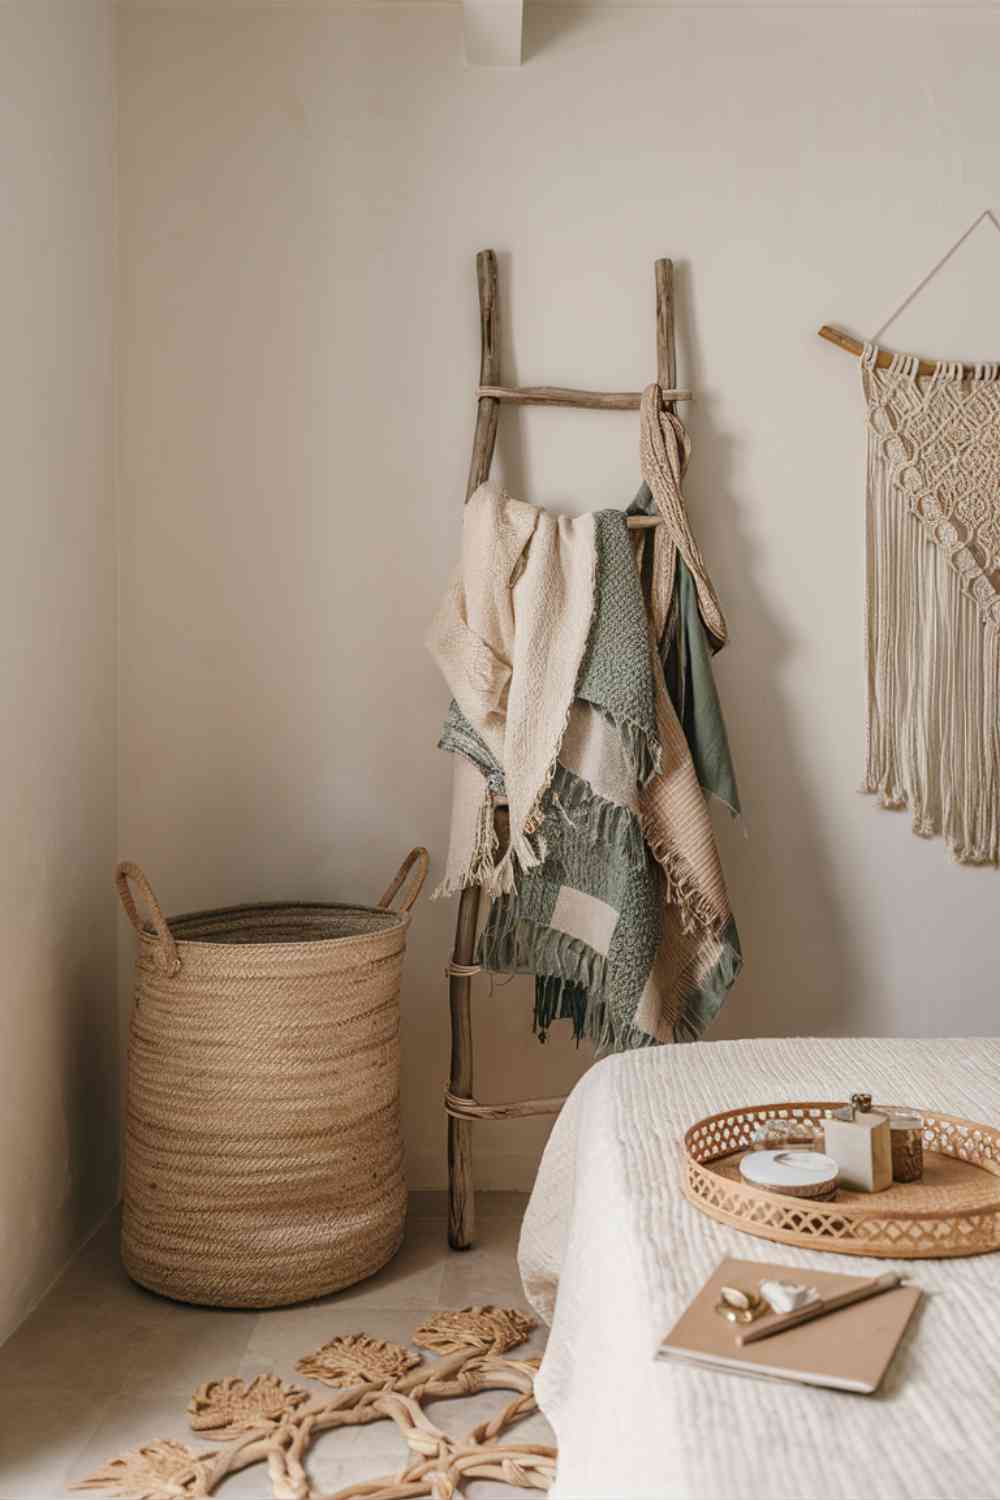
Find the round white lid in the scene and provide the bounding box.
[739,1149,840,1190]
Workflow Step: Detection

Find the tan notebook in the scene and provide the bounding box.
[657,1257,921,1394]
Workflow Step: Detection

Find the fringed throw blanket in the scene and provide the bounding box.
[427,387,741,1049]
[861,345,1000,864]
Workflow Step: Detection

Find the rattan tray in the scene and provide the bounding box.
[683,1100,1000,1259]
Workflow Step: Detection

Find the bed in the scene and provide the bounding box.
[518,1036,1000,1500]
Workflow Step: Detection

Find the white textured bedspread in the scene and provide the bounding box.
[518,1037,1000,1500]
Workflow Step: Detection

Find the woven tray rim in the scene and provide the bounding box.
[683,1099,1000,1257]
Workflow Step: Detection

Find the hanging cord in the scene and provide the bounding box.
[870,209,1000,344]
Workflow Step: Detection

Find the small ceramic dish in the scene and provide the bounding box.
[739,1149,840,1200]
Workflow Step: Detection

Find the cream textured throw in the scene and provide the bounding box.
[427,484,597,895]
[520,1035,1000,1500]
[861,346,1000,863]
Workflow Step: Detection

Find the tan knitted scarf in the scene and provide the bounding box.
[640,384,728,648]
[861,345,1000,864]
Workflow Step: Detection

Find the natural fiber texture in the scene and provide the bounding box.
[473,509,668,1050]
[861,346,1000,863]
[188,1378,309,1438]
[639,383,727,648]
[431,463,740,1049]
[634,647,741,1041]
[296,1335,421,1388]
[117,855,427,1309]
[520,1036,1000,1500]
[414,1306,538,1356]
[427,483,597,895]
[72,1308,554,1500]
[685,1101,1000,1257]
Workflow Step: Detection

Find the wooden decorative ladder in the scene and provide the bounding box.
[445,249,686,1249]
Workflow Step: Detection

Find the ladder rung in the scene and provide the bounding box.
[477,383,692,410]
[445,1088,566,1122]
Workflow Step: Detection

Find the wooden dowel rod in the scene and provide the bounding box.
[448,884,481,1250]
[477,384,692,410]
[655,258,677,415]
[445,1089,567,1122]
[466,252,501,501]
[817,324,982,379]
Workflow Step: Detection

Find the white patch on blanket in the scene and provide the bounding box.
[559,702,640,814]
[550,886,618,957]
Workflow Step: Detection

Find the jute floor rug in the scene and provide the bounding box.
[72,1305,556,1500]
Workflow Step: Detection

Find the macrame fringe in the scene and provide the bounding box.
[864,432,1000,866]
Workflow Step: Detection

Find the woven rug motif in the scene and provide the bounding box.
[71,1305,554,1500]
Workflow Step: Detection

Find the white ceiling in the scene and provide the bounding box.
[117,0,1000,10]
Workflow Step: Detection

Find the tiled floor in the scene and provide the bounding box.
[0,1192,552,1500]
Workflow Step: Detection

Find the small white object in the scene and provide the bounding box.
[759,1279,820,1314]
[739,1149,840,1198]
[824,1110,892,1193]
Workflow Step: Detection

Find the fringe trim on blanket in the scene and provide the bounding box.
[481,909,663,1053]
[604,711,662,790]
[640,817,723,938]
[549,765,647,870]
[534,942,740,1051]
[480,916,608,1000]
[432,782,499,900]
[533,975,660,1054]
[482,908,740,1052]
[431,759,648,900]
[672,916,744,1043]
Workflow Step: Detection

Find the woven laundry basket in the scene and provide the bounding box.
[115,849,428,1309]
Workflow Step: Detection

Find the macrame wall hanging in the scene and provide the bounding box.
[820,210,1000,866]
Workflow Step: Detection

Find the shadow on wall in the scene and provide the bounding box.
[522,8,598,65]
[673,259,874,1040]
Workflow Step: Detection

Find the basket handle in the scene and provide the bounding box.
[378,847,430,915]
[115,861,181,976]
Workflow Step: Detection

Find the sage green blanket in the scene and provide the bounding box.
[438,500,741,1050]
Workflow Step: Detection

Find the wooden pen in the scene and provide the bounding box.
[737,1272,904,1346]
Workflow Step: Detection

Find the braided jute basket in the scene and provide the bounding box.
[116,850,429,1308]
